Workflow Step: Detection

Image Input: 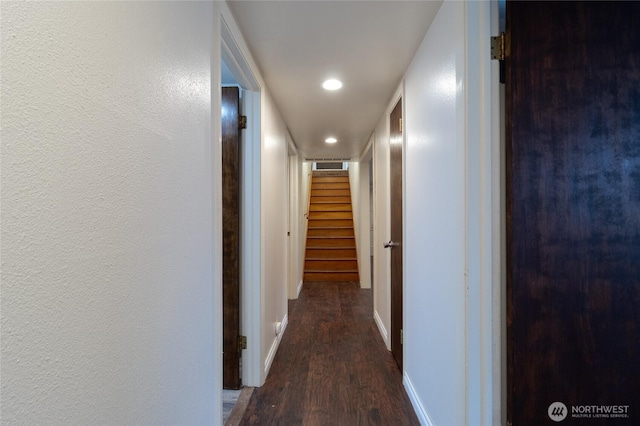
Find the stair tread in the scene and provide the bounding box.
[309,217,351,220]
[308,226,353,229]
[307,246,355,251]
[307,247,355,250]
[307,236,354,239]
[306,257,358,262]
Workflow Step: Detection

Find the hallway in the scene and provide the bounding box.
[1,2,501,424]
[239,282,419,425]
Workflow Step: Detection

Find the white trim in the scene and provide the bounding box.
[404,372,435,426]
[264,313,288,374]
[297,279,304,298]
[287,131,298,156]
[463,1,498,425]
[212,2,223,425]
[220,7,260,92]
[239,90,262,387]
[374,310,390,350]
[359,133,374,162]
[399,80,407,374]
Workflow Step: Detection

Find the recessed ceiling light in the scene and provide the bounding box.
[322,79,343,91]
[325,137,337,144]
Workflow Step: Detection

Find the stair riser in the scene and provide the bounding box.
[312,182,350,190]
[307,228,354,237]
[310,196,352,204]
[311,189,351,197]
[308,219,354,228]
[306,238,355,248]
[312,176,350,183]
[309,204,352,212]
[308,211,353,220]
[305,260,358,271]
[305,248,357,258]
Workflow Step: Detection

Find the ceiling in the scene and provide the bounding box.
[226,0,442,161]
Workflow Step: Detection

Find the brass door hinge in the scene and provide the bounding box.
[400,329,404,345]
[491,32,508,61]
[239,115,247,129]
[239,335,247,350]
[399,118,403,133]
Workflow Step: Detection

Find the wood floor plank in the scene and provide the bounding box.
[239,282,419,426]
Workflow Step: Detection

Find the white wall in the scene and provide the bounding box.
[300,160,313,243]
[349,161,372,289]
[294,154,306,298]
[260,89,290,379]
[399,1,498,425]
[298,161,313,291]
[301,162,313,218]
[403,2,466,424]
[1,2,219,424]
[287,152,302,299]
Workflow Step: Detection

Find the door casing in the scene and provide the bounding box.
[389,98,404,371]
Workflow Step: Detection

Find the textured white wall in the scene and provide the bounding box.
[287,154,300,299]
[348,161,372,289]
[293,153,304,298]
[294,155,305,297]
[299,161,312,292]
[1,2,217,424]
[301,162,312,221]
[260,89,289,378]
[357,161,372,289]
[403,1,466,425]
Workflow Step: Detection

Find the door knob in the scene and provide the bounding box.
[383,241,399,248]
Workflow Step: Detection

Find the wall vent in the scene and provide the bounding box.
[304,157,352,162]
[315,162,344,170]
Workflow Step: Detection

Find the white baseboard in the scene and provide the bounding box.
[264,313,288,375]
[296,279,303,297]
[404,372,435,426]
[373,310,390,350]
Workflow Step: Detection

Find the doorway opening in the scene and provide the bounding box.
[220,11,263,422]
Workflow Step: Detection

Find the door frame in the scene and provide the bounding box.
[221,5,263,388]
[389,96,404,371]
[465,1,505,423]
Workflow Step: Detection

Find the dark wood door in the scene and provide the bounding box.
[506,2,640,424]
[222,87,241,389]
[389,99,403,371]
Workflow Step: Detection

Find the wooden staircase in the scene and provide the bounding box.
[304,170,359,282]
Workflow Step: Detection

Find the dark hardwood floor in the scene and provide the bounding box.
[240,282,419,426]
